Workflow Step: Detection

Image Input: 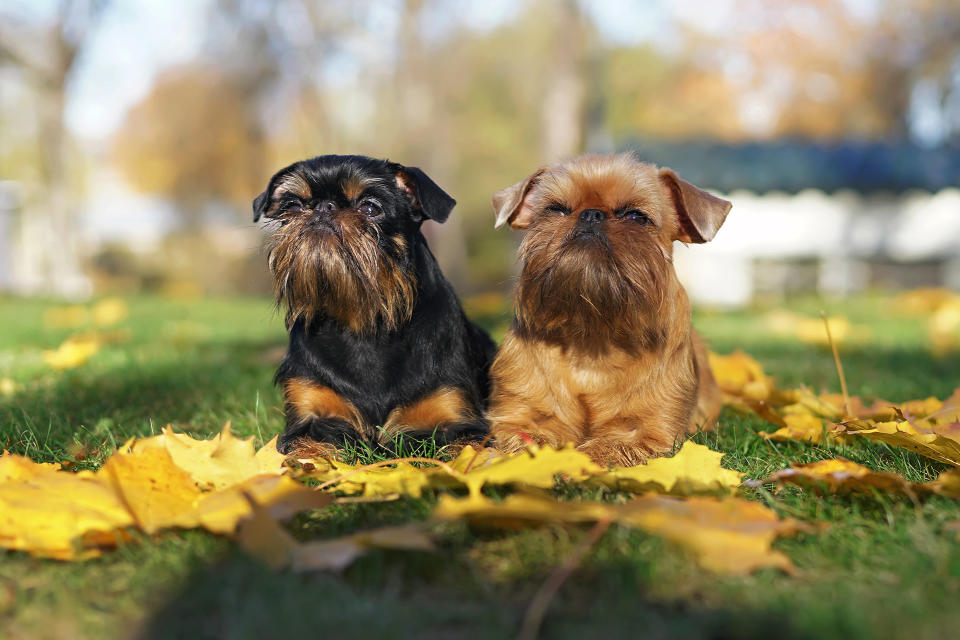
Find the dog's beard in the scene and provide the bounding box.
[267,214,415,333]
[515,221,669,354]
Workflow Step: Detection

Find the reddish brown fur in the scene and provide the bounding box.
[266,170,416,333]
[488,154,727,467]
[284,378,363,431]
[380,387,474,444]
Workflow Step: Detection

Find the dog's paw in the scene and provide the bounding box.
[276,417,359,454]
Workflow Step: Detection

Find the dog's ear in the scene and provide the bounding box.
[253,190,269,222]
[395,166,456,223]
[492,168,546,230]
[658,168,731,243]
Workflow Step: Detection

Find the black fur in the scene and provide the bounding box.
[253,155,495,453]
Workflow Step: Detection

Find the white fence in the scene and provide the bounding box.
[674,189,960,306]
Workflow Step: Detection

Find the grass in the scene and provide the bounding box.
[1,293,959,639]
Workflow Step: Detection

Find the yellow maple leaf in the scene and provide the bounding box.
[759,413,827,444]
[303,444,603,498]
[304,458,436,499]
[590,441,742,494]
[434,491,807,574]
[0,454,133,559]
[100,448,203,533]
[709,350,776,401]
[620,494,806,575]
[130,423,287,490]
[456,443,603,496]
[192,474,333,535]
[767,459,917,496]
[43,335,101,370]
[839,390,960,466]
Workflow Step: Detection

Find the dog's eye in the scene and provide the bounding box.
[282,202,305,215]
[544,203,571,216]
[358,200,383,216]
[622,209,651,225]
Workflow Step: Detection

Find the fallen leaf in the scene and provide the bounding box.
[767,459,917,496]
[303,458,437,498]
[455,444,603,496]
[192,474,332,535]
[590,441,742,494]
[434,491,806,574]
[709,350,777,402]
[100,448,203,533]
[759,413,827,444]
[43,335,101,370]
[303,444,603,498]
[0,378,16,397]
[919,468,960,499]
[840,408,960,467]
[895,288,960,315]
[433,491,613,529]
[238,496,433,571]
[131,424,287,490]
[619,494,807,574]
[91,298,129,327]
[43,305,90,329]
[0,454,133,559]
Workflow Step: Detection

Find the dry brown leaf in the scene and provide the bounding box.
[767,459,917,496]
[839,391,960,466]
[919,468,960,499]
[590,441,742,494]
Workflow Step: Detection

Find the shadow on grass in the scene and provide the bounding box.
[0,337,287,458]
[135,538,812,640]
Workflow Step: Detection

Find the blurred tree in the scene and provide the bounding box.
[112,68,266,227]
[0,0,107,295]
[687,0,960,142]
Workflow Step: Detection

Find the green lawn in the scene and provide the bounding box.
[1,294,959,640]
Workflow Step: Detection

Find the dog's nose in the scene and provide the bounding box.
[578,209,604,224]
[317,200,336,214]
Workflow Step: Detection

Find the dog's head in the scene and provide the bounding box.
[254,155,456,332]
[492,153,731,352]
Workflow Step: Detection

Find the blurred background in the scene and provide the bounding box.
[1,0,959,305]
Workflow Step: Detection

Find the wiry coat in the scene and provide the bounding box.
[488,154,729,466]
[254,155,495,454]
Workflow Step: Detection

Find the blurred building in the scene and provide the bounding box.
[627,141,960,306]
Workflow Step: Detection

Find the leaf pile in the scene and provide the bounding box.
[708,350,958,455]
[0,425,329,559]
[2,429,793,573]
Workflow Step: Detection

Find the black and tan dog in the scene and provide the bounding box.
[254,155,495,456]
